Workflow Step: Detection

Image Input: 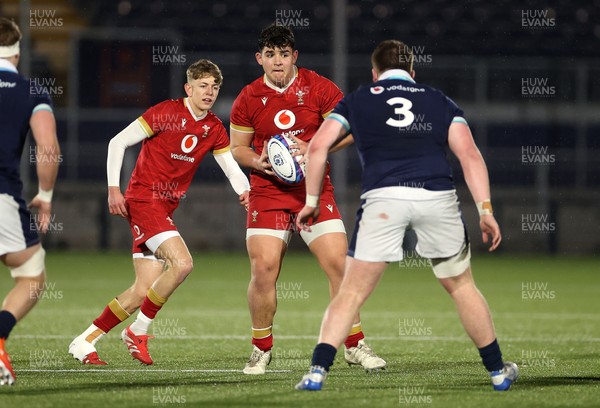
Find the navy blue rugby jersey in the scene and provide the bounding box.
[0,60,53,197]
[329,69,467,194]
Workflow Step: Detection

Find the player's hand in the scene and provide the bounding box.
[239,190,250,211]
[257,141,275,176]
[108,186,128,217]
[480,214,501,251]
[296,205,320,232]
[288,134,308,164]
[28,196,52,234]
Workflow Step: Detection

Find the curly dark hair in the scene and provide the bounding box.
[258,23,295,51]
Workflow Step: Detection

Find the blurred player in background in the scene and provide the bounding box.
[0,17,60,386]
[295,40,518,391]
[230,24,385,374]
[69,59,250,365]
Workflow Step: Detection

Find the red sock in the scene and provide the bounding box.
[93,305,123,333]
[252,334,273,352]
[344,331,365,349]
[139,287,167,319]
[139,297,162,319]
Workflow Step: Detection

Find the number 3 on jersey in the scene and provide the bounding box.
[386,97,414,128]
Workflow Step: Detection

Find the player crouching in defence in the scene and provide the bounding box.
[69,60,250,365]
[295,40,518,391]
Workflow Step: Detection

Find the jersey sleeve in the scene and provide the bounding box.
[328,96,351,132]
[137,101,170,137]
[445,95,467,126]
[230,89,254,133]
[212,123,231,155]
[318,77,344,118]
[30,86,53,114]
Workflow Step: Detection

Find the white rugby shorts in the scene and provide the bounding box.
[0,193,40,256]
[348,187,469,275]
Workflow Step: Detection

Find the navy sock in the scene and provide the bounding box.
[0,310,17,339]
[311,343,337,371]
[478,339,504,372]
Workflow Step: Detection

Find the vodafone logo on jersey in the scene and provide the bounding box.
[171,134,197,163]
[274,110,296,130]
[181,134,198,153]
[370,86,384,95]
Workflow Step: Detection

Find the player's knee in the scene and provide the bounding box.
[249,261,279,289]
[173,257,193,282]
[10,247,46,279]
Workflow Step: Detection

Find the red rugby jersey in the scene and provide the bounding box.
[125,98,230,202]
[230,67,342,193]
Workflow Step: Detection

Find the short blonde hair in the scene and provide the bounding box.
[186,59,223,85]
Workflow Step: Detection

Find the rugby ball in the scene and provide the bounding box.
[266,134,306,184]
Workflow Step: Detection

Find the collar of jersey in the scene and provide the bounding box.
[378,69,415,83]
[184,97,208,121]
[263,65,298,93]
[0,58,18,73]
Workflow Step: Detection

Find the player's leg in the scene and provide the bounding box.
[437,265,495,347]
[296,257,387,390]
[1,244,46,320]
[415,192,518,391]
[243,232,287,374]
[69,255,163,365]
[301,191,386,370]
[122,235,193,365]
[1,244,46,386]
[435,259,518,391]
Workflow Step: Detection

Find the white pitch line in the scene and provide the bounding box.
[11,334,600,342]
[18,368,291,373]
[30,309,600,320]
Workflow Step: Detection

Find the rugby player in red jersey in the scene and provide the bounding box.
[69,59,249,365]
[230,24,385,374]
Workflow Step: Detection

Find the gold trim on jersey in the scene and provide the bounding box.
[213,146,231,155]
[137,116,154,137]
[230,123,255,133]
[322,109,334,119]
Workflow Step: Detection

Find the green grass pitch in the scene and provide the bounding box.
[1,251,599,407]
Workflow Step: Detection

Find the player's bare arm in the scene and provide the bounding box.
[29,109,60,233]
[297,119,347,231]
[448,121,501,251]
[230,129,274,175]
[106,121,148,217]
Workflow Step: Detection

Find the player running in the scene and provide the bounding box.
[295,40,518,391]
[230,24,385,374]
[69,59,250,365]
[0,17,61,386]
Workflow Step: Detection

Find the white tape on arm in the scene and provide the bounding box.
[36,187,53,203]
[306,194,319,207]
[476,200,493,216]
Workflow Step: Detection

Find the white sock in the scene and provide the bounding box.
[129,311,153,335]
[81,324,105,346]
